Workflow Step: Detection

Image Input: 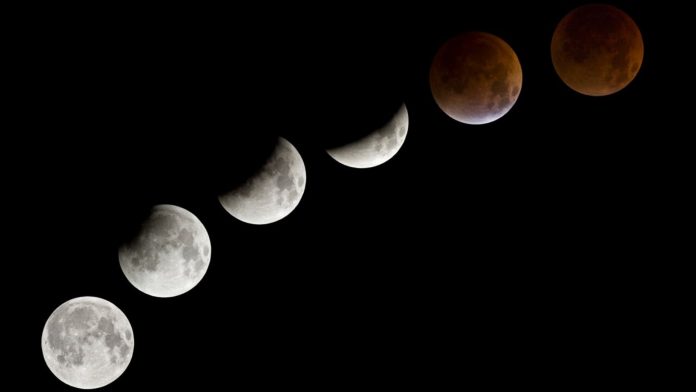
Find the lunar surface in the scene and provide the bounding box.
[119,204,211,298]
[430,32,522,125]
[327,103,409,169]
[41,297,133,389]
[219,137,306,225]
[551,4,643,96]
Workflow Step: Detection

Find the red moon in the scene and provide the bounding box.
[429,32,522,125]
[551,4,644,96]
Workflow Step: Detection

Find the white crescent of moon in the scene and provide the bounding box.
[219,137,306,225]
[327,103,409,169]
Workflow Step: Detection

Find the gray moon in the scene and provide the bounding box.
[119,204,211,298]
[219,137,306,225]
[327,103,409,169]
[41,296,134,389]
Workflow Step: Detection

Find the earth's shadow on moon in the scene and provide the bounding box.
[321,95,405,150]
[203,134,280,197]
[298,30,410,150]
[108,134,280,247]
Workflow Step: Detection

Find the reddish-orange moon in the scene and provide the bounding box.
[430,32,522,125]
[551,4,644,96]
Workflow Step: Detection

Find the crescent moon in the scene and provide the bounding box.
[327,103,409,169]
[219,137,306,225]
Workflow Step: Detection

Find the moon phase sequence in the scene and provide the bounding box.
[42,297,134,389]
[551,4,643,96]
[119,204,211,298]
[219,137,306,225]
[430,32,522,125]
[38,4,647,388]
[327,103,409,169]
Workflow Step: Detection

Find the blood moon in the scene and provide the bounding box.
[551,4,643,96]
[430,32,522,125]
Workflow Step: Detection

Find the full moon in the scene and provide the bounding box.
[429,32,522,125]
[551,4,644,96]
[327,103,409,169]
[119,204,211,298]
[219,137,306,225]
[41,297,134,389]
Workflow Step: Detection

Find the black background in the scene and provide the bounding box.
[10,1,669,389]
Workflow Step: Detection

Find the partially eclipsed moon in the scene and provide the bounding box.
[327,103,409,169]
[430,32,523,125]
[41,297,134,389]
[219,137,306,225]
[551,4,644,96]
[119,204,211,298]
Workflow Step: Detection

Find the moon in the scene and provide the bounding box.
[429,32,522,125]
[551,4,644,96]
[41,297,134,389]
[327,103,409,169]
[119,204,211,298]
[219,137,306,225]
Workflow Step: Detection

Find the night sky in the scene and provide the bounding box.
[11,1,668,389]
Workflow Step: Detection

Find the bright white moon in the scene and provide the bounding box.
[219,137,306,225]
[41,296,134,389]
[119,204,211,298]
[327,103,409,168]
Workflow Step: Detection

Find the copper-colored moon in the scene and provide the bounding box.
[429,32,522,125]
[551,4,644,96]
